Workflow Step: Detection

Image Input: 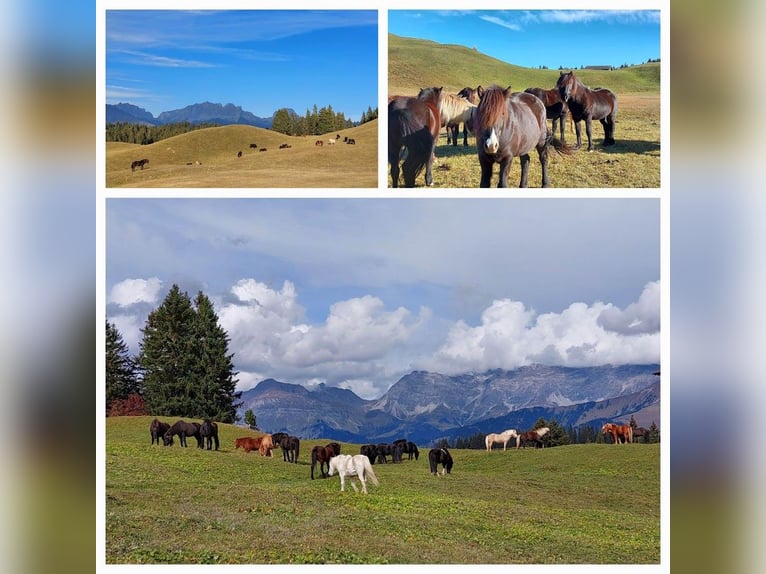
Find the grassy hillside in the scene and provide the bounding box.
[388,35,661,188]
[106,120,377,188]
[106,416,660,564]
[389,34,661,95]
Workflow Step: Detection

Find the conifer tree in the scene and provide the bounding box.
[105,320,139,415]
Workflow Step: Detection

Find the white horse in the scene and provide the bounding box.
[485,429,520,451]
[327,454,380,494]
[327,138,336,145]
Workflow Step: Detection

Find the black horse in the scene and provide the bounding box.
[131,158,149,172]
[405,441,420,461]
[632,427,649,443]
[279,435,300,463]
[555,71,618,151]
[388,87,442,187]
[428,447,454,475]
[163,420,202,447]
[149,418,170,445]
[374,443,393,464]
[310,442,341,479]
[199,419,220,450]
[360,444,377,464]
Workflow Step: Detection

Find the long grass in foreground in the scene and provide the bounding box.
[105,416,660,564]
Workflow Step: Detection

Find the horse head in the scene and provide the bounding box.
[557,72,577,102]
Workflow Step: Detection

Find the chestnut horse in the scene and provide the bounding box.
[259,434,274,457]
[601,422,633,444]
[234,436,262,453]
[517,426,551,449]
[310,442,341,479]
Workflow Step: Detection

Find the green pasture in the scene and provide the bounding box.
[105,416,660,564]
[388,34,661,188]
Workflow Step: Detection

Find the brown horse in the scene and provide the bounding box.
[388,86,442,187]
[555,71,617,151]
[517,426,551,449]
[234,436,262,453]
[131,158,149,171]
[474,85,570,188]
[311,442,341,479]
[149,418,170,445]
[601,422,633,444]
[163,420,202,447]
[259,434,274,457]
[524,87,569,142]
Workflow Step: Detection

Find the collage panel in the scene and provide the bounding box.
[388,9,661,188]
[105,10,379,188]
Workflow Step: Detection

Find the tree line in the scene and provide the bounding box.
[271,104,378,136]
[106,121,221,145]
[440,416,660,449]
[106,285,241,423]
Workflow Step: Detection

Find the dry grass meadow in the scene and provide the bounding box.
[106,120,377,188]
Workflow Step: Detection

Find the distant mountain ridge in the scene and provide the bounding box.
[238,364,660,445]
[106,101,274,128]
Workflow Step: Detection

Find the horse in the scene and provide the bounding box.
[346,138,356,145]
[310,442,341,479]
[405,441,420,460]
[632,426,649,443]
[428,447,453,475]
[163,420,202,448]
[393,439,418,461]
[601,423,633,444]
[130,159,149,172]
[327,454,380,494]
[234,436,262,453]
[524,87,569,142]
[249,143,258,149]
[485,429,520,452]
[271,432,288,447]
[279,143,291,149]
[388,86,442,187]
[374,443,393,464]
[199,419,219,451]
[440,92,477,147]
[149,418,171,445]
[474,85,570,188]
[258,434,274,457]
[555,71,618,151]
[279,435,300,463]
[517,427,551,449]
[328,138,336,145]
[457,85,481,105]
[315,140,323,147]
[237,150,243,158]
[360,444,377,464]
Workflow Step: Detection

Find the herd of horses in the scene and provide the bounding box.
[388,70,618,188]
[149,416,646,493]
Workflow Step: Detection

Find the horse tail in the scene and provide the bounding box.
[364,458,380,487]
[310,447,318,478]
[546,130,573,156]
[401,129,433,187]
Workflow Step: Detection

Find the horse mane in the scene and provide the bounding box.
[476,85,511,129]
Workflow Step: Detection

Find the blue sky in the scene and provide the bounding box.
[106,199,660,399]
[106,10,378,120]
[389,10,661,70]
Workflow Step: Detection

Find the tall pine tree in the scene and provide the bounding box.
[105,320,139,415]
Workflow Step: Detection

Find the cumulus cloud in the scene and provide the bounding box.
[424,283,660,374]
[108,277,162,307]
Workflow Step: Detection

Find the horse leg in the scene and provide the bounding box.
[585,117,595,152]
[559,110,567,143]
[424,140,436,186]
[388,146,400,188]
[479,154,494,187]
[538,143,550,188]
[498,156,512,188]
[602,115,616,146]
[574,120,582,150]
[517,154,530,188]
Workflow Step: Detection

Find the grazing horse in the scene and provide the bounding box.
[388,86,442,187]
[328,138,336,145]
[250,143,258,149]
[440,92,477,147]
[360,444,377,464]
[428,447,453,475]
[374,443,393,464]
[524,87,569,142]
[310,442,341,479]
[279,435,300,463]
[163,420,202,448]
[259,434,274,457]
[131,159,149,171]
[346,138,356,144]
[328,454,380,494]
[150,418,171,445]
[237,150,243,157]
[405,441,420,460]
[199,419,220,450]
[474,85,570,188]
[555,71,617,151]
[517,427,551,449]
[315,140,323,147]
[601,423,633,444]
[234,436,262,453]
[485,429,520,451]
[271,432,288,447]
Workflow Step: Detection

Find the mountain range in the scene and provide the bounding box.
[237,364,661,445]
[106,102,275,128]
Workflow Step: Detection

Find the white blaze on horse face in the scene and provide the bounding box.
[484,128,499,154]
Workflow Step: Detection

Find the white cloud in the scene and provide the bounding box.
[479,15,522,31]
[424,284,660,374]
[108,277,162,307]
